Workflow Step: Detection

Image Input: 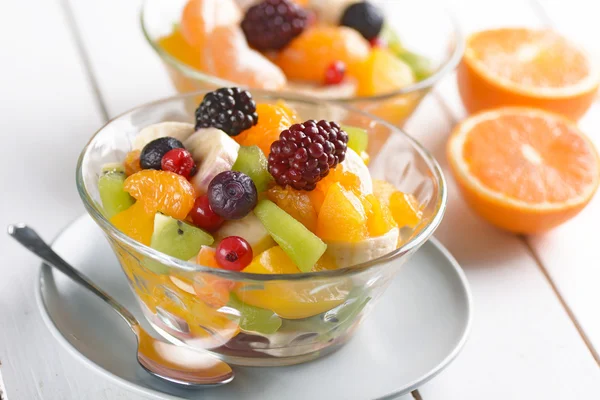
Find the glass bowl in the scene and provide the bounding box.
[140,0,463,127]
[77,91,447,366]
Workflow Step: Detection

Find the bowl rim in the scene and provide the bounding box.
[76,90,447,281]
[139,0,464,102]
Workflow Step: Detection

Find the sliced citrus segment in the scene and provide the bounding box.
[316,182,368,242]
[267,185,318,232]
[234,102,298,156]
[110,201,155,245]
[180,0,242,49]
[356,48,415,96]
[459,28,600,120]
[373,180,423,228]
[123,170,196,220]
[201,26,287,90]
[236,246,347,319]
[447,107,600,233]
[275,26,370,83]
[364,194,397,237]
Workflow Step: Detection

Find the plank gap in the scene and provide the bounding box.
[58,0,110,122]
[521,236,600,367]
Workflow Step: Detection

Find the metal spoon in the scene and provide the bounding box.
[7,223,234,387]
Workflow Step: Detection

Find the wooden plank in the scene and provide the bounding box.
[524,0,600,362]
[65,0,176,118]
[417,0,600,397]
[0,1,154,399]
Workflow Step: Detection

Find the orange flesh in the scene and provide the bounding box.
[462,111,599,204]
[124,170,196,220]
[234,102,298,156]
[468,29,591,90]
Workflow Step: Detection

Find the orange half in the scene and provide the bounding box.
[458,28,600,120]
[447,107,600,233]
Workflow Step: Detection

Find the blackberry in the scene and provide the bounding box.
[195,87,258,137]
[268,120,348,191]
[340,1,384,41]
[241,0,308,51]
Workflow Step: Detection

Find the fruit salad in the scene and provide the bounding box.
[147,0,438,125]
[99,88,424,364]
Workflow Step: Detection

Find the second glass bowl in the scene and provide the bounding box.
[141,0,463,126]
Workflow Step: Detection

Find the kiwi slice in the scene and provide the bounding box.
[98,170,134,219]
[228,293,282,334]
[342,125,369,154]
[144,214,214,274]
[232,146,273,192]
[254,200,327,273]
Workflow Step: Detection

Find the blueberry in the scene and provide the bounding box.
[140,137,185,170]
[208,171,257,220]
[340,1,384,41]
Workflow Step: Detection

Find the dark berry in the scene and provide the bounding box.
[267,120,348,191]
[216,236,253,271]
[161,148,196,178]
[241,0,308,51]
[195,87,258,137]
[189,195,224,232]
[208,171,258,220]
[140,137,184,170]
[340,1,384,41]
[324,61,346,85]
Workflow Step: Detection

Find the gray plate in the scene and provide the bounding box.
[36,215,471,400]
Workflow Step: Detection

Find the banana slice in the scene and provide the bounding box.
[184,128,240,195]
[132,122,195,151]
[215,212,276,255]
[341,148,373,194]
[325,228,399,269]
[308,0,356,25]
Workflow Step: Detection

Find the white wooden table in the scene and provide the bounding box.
[1,0,600,399]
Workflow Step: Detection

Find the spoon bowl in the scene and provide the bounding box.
[7,223,234,387]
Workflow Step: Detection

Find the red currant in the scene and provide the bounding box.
[324,61,346,85]
[188,195,224,232]
[161,148,196,179]
[369,37,385,48]
[216,236,253,271]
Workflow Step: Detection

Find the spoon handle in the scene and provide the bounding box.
[7,223,139,329]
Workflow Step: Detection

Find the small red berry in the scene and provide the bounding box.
[324,61,346,85]
[369,37,385,48]
[189,195,224,232]
[216,236,253,271]
[161,148,196,178]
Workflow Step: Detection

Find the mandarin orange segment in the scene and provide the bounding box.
[192,246,233,308]
[373,180,423,228]
[316,182,368,242]
[266,185,318,232]
[447,107,600,233]
[309,165,363,212]
[110,201,155,245]
[356,48,415,96]
[179,0,242,49]
[236,246,348,319]
[157,28,202,70]
[459,28,600,120]
[364,194,397,237]
[123,150,142,176]
[201,26,287,90]
[234,102,298,156]
[123,170,196,220]
[275,26,370,83]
